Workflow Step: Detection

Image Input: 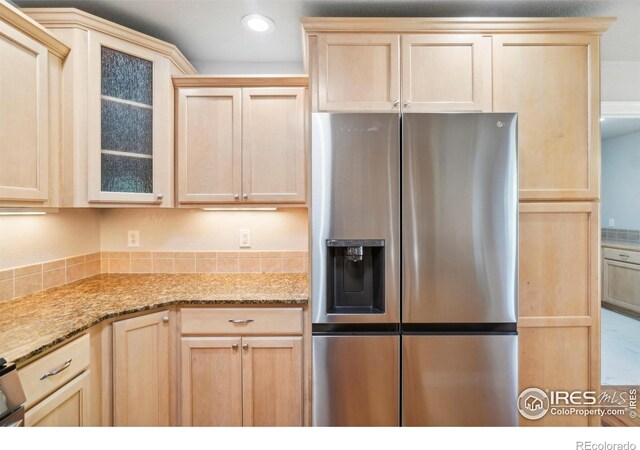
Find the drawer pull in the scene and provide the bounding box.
[619,253,630,260]
[40,359,72,380]
[243,344,249,350]
[228,319,254,324]
[232,344,239,349]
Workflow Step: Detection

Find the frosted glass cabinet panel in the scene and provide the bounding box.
[88,31,171,204]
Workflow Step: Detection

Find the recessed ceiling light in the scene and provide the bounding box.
[241,14,275,33]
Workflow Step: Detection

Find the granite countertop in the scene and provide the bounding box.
[601,240,640,252]
[0,273,308,364]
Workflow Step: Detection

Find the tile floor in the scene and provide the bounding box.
[601,308,640,386]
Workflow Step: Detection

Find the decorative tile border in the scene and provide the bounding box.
[0,252,101,302]
[601,227,640,243]
[100,251,309,275]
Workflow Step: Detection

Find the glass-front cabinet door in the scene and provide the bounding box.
[87,31,170,205]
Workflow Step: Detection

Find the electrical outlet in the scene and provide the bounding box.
[239,229,251,248]
[609,218,615,227]
[128,230,140,248]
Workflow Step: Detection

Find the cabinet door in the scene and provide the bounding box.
[176,88,242,204]
[242,336,303,426]
[493,34,599,200]
[180,337,242,426]
[25,371,90,427]
[113,310,171,426]
[401,34,491,112]
[519,327,590,426]
[0,20,49,201]
[87,30,171,205]
[318,34,400,111]
[242,88,306,203]
[603,259,640,315]
[518,202,599,426]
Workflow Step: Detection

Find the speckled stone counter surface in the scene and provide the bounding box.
[601,240,640,252]
[0,273,308,364]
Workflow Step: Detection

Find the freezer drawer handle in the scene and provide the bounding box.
[40,358,72,380]
[228,319,254,324]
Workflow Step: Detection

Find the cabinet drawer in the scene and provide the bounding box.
[603,247,640,265]
[18,334,90,409]
[180,308,303,335]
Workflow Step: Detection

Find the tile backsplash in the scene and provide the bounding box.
[601,227,640,243]
[0,252,101,302]
[0,250,309,303]
[100,251,308,275]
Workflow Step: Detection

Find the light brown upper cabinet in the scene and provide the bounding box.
[242,88,306,203]
[0,2,69,207]
[176,88,242,203]
[174,76,308,205]
[401,34,491,112]
[24,8,196,207]
[493,34,599,200]
[312,32,490,112]
[317,33,400,111]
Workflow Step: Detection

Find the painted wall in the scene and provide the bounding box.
[0,209,101,270]
[100,208,308,252]
[602,61,640,101]
[602,131,640,229]
[190,61,304,74]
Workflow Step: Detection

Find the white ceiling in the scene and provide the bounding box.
[601,117,640,140]
[13,0,640,71]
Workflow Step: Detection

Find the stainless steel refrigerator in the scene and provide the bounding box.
[311,112,518,426]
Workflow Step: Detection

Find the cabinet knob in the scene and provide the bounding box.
[156,194,164,200]
[232,344,239,349]
[234,194,240,200]
[242,344,249,350]
[243,194,248,200]
[162,316,169,323]
[403,100,411,108]
[393,100,400,107]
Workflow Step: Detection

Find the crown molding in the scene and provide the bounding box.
[23,8,196,74]
[0,1,69,59]
[301,16,616,35]
[172,74,308,88]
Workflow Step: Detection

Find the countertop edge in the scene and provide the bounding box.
[601,240,640,252]
[12,296,308,366]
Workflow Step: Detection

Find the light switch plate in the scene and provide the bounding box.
[609,218,615,227]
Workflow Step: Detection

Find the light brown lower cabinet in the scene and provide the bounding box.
[25,371,90,427]
[602,249,640,316]
[112,310,171,426]
[180,335,303,426]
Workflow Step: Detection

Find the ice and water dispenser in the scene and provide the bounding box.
[326,239,385,314]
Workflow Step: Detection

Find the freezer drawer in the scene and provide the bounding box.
[402,334,518,426]
[312,335,399,426]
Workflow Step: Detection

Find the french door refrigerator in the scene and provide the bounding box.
[311,112,518,426]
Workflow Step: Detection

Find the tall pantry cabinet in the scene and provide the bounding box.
[24,8,196,207]
[302,17,613,426]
